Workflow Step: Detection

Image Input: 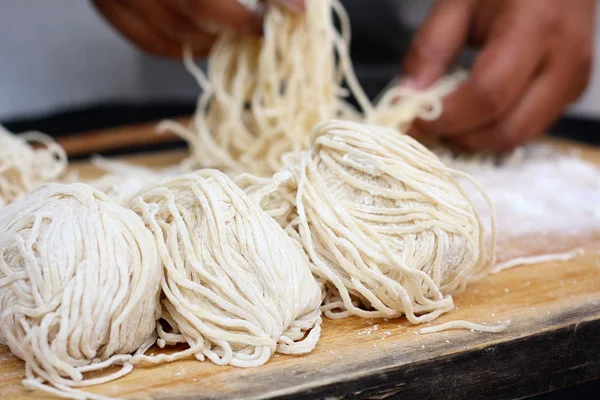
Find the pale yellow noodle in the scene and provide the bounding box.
[131,169,322,368]
[241,119,496,324]
[0,183,162,399]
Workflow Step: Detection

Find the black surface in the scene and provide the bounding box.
[267,318,600,400]
[3,102,195,140]
[530,381,600,400]
[549,116,600,146]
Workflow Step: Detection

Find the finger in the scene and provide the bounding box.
[443,117,540,153]
[403,0,475,89]
[92,0,184,58]
[414,22,547,138]
[447,5,594,155]
[183,0,264,34]
[447,66,572,152]
[122,0,216,49]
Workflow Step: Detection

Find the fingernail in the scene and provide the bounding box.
[238,0,266,14]
[275,0,304,13]
[397,77,417,89]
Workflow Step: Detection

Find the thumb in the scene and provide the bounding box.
[403,0,474,89]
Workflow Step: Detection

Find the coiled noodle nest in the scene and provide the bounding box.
[242,120,494,322]
[0,183,161,397]
[132,169,322,368]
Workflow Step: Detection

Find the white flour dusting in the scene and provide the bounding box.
[443,145,600,261]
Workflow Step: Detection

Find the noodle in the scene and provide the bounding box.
[241,119,496,323]
[0,183,161,399]
[419,319,511,334]
[131,169,322,367]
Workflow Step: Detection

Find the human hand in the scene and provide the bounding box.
[92,0,304,58]
[403,0,596,152]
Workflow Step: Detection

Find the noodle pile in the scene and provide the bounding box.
[0,125,67,207]
[0,0,535,397]
[131,169,322,368]
[160,0,467,178]
[0,183,162,399]
[162,0,503,328]
[160,0,370,176]
[241,119,495,322]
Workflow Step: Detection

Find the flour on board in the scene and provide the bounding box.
[448,145,600,260]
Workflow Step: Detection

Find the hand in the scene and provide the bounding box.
[403,0,596,152]
[92,0,304,58]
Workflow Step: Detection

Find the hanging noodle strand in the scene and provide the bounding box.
[159,0,393,177]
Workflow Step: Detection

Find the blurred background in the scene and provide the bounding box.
[1,0,599,156]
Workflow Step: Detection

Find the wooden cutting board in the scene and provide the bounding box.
[0,128,599,399]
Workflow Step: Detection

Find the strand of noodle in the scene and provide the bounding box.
[492,248,585,274]
[161,0,469,180]
[419,319,511,334]
[161,0,378,177]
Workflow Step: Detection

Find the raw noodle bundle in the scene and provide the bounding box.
[241,120,495,322]
[0,125,67,207]
[160,0,467,178]
[131,169,322,368]
[0,183,162,399]
[160,0,369,176]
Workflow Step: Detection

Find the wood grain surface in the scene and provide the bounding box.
[0,127,599,399]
